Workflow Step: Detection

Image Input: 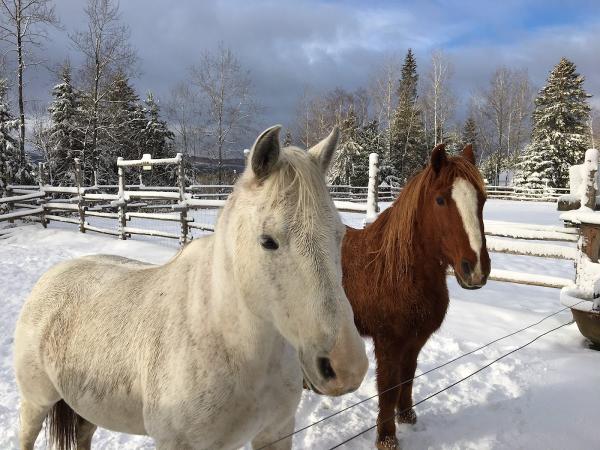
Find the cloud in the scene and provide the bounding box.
[5,0,600,149]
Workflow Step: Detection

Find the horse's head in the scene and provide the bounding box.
[223,125,367,396]
[423,144,490,289]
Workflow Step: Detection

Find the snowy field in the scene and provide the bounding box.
[1,199,599,449]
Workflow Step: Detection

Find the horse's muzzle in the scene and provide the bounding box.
[456,259,488,289]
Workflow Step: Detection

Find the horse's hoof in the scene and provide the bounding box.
[396,408,417,425]
[376,435,400,450]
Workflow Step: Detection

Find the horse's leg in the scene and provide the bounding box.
[251,416,295,450]
[75,416,97,450]
[18,400,52,450]
[396,343,422,425]
[374,337,402,450]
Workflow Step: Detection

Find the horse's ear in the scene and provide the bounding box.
[308,126,339,174]
[430,143,447,175]
[462,144,475,165]
[250,125,281,179]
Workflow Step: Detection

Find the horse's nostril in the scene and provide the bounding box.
[317,357,336,380]
[461,259,472,276]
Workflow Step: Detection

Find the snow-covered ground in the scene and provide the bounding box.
[1,199,598,449]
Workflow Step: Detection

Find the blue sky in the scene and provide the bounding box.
[18,0,600,141]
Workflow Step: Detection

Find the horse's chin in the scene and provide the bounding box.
[300,365,324,395]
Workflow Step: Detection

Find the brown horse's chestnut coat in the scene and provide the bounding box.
[342,145,490,449]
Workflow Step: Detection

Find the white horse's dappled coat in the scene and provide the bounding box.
[14,126,368,450]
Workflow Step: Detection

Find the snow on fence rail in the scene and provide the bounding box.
[0,153,580,290]
[485,185,570,201]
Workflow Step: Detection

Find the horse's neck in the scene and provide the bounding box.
[361,200,446,279]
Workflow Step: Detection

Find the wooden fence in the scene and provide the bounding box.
[0,152,580,290]
[0,154,376,243]
[485,185,569,201]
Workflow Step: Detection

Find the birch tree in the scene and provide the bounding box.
[190,44,261,184]
[369,55,401,160]
[165,81,203,157]
[422,50,455,147]
[70,0,137,178]
[0,0,58,161]
[472,67,534,184]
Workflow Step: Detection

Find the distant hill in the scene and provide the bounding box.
[188,155,246,173]
[25,150,248,175]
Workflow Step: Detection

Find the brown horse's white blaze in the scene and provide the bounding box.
[451,177,487,288]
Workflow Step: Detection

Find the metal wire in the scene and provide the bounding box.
[257,301,581,450]
[328,319,575,449]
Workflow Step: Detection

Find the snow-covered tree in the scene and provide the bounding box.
[351,119,382,187]
[461,116,479,161]
[387,49,427,183]
[443,128,462,155]
[422,50,455,147]
[0,79,19,195]
[283,129,292,147]
[513,142,552,190]
[100,72,146,183]
[0,79,33,195]
[47,63,84,185]
[518,58,591,188]
[329,110,362,186]
[71,0,137,179]
[143,92,175,184]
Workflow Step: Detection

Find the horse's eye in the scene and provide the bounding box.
[259,235,279,250]
[436,196,445,206]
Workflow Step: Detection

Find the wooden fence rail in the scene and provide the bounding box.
[0,153,580,291]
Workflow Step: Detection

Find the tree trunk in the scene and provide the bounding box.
[92,39,101,175]
[16,0,25,161]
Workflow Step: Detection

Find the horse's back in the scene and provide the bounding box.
[14,253,178,434]
[18,254,155,322]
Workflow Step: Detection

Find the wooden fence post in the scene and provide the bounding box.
[38,162,47,228]
[117,157,127,240]
[364,152,379,226]
[74,158,85,233]
[579,149,600,262]
[177,153,188,245]
[582,148,598,210]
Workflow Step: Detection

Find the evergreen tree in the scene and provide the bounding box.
[444,128,462,156]
[47,63,84,185]
[329,109,362,185]
[513,143,552,190]
[480,151,508,186]
[461,116,478,161]
[351,120,382,186]
[387,49,427,183]
[283,129,292,147]
[0,79,32,195]
[518,58,591,188]
[399,50,418,100]
[101,72,146,183]
[143,92,175,184]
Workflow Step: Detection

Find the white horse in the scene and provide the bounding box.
[14,125,368,450]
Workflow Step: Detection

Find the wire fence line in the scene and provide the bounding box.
[257,302,582,450]
[327,319,576,449]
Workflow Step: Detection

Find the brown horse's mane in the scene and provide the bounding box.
[369,155,485,289]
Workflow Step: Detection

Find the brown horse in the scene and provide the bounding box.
[342,144,491,449]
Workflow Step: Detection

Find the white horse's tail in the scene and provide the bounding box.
[47,400,78,450]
